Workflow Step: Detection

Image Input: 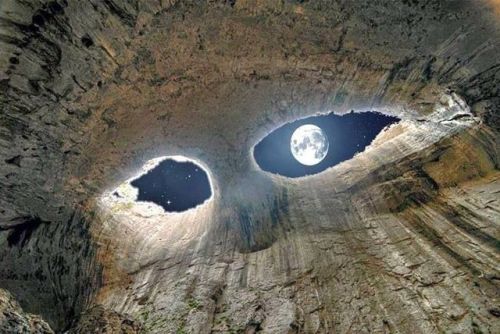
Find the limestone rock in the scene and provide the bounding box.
[67,305,142,334]
[0,0,499,333]
[0,288,54,334]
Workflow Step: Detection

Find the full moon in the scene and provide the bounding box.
[290,124,329,166]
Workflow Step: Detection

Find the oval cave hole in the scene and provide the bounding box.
[127,157,212,212]
[254,111,400,178]
[31,10,48,27]
[81,34,94,48]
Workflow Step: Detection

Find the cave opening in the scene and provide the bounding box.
[254,111,400,177]
[107,155,213,215]
[130,158,212,212]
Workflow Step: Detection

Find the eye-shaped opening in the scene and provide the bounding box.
[106,156,213,214]
[253,111,400,178]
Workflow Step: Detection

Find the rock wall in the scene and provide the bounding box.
[0,288,54,333]
[0,0,499,333]
[0,210,100,330]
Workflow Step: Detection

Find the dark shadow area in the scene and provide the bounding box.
[130,158,212,212]
[254,111,400,177]
[6,216,47,247]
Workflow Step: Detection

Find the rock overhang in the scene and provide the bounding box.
[0,0,499,332]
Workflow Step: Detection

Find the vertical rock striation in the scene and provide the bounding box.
[0,0,499,333]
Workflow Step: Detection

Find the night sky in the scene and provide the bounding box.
[129,112,398,211]
[130,159,212,212]
[254,112,400,177]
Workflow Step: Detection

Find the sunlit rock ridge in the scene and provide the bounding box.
[0,0,499,333]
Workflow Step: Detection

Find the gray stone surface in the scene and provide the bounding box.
[0,288,54,333]
[0,0,499,333]
[67,305,141,334]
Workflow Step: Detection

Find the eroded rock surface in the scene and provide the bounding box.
[0,288,54,334]
[67,305,142,334]
[0,0,499,333]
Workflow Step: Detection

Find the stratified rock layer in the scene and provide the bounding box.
[67,305,142,334]
[0,0,499,333]
[0,288,54,333]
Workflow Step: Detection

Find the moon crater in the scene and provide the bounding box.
[290,124,329,166]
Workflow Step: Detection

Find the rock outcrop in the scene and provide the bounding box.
[0,0,499,333]
[67,305,142,334]
[0,288,54,333]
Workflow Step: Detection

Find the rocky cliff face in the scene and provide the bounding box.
[0,0,499,333]
[0,288,54,334]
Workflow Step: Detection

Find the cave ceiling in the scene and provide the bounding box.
[0,1,499,333]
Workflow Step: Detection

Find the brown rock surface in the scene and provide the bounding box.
[67,305,142,334]
[0,0,499,333]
